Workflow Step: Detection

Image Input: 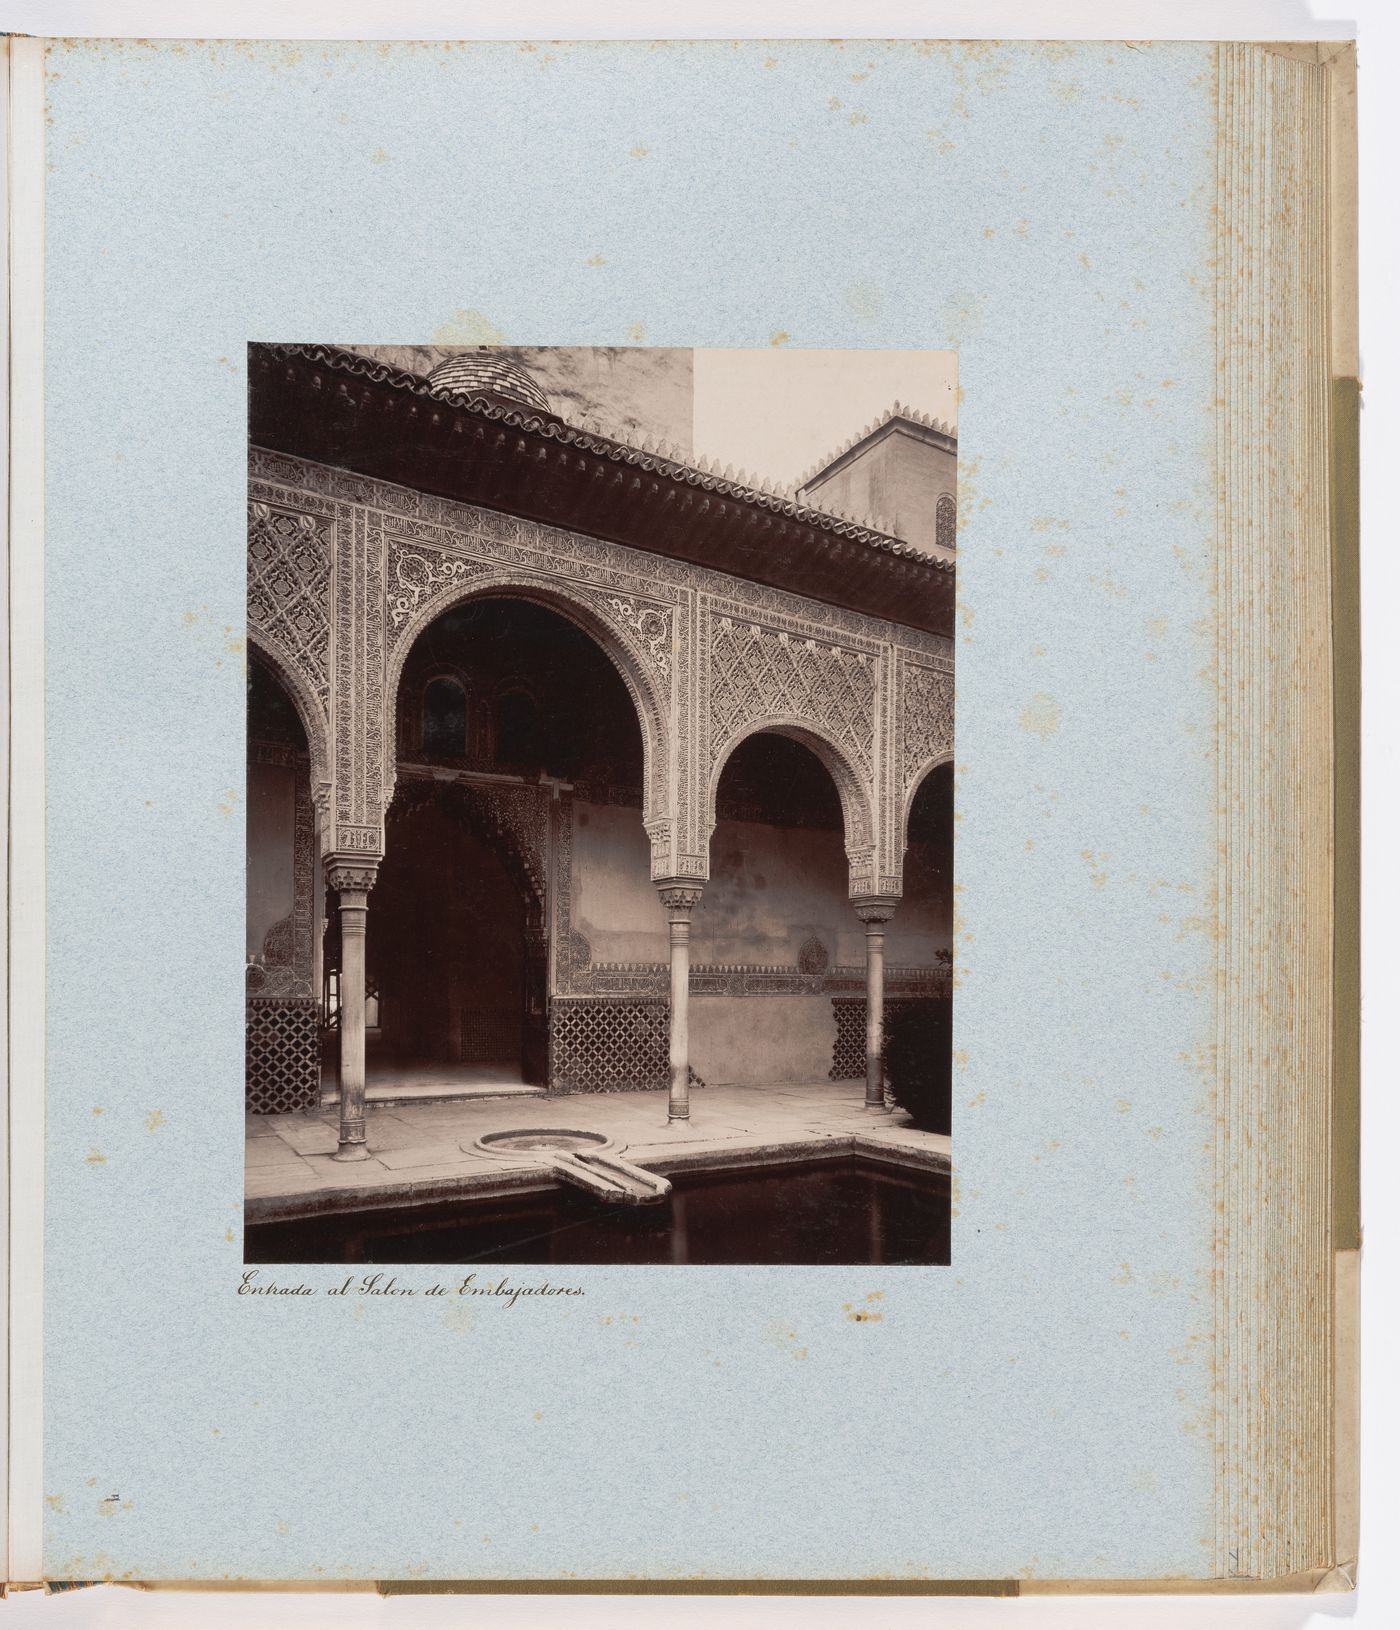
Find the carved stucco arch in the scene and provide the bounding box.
[247,630,332,809]
[902,748,955,852]
[383,571,671,834]
[704,716,878,896]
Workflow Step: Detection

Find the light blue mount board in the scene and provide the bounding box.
[40,40,1218,1582]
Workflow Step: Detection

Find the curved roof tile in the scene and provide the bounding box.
[425,352,553,415]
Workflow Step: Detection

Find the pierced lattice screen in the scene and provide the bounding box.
[549,998,705,1094]
[829,996,929,1080]
[246,997,322,1113]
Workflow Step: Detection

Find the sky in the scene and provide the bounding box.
[692,348,958,491]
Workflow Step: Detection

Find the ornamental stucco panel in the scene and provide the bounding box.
[378,538,676,848]
[698,598,882,891]
[893,650,956,868]
[385,537,490,632]
[248,447,953,895]
[245,497,335,798]
[900,659,956,788]
[252,447,679,866]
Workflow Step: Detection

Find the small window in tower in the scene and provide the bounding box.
[936,493,957,550]
[422,675,468,759]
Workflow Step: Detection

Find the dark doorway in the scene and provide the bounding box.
[369,789,529,1082]
[905,760,954,910]
[383,595,649,1092]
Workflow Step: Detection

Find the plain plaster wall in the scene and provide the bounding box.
[699,816,860,963]
[568,797,951,970]
[570,799,667,961]
[690,995,836,1085]
[568,799,950,1083]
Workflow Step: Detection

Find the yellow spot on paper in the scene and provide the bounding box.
[1019,693,1062,740]
[430,308,505,345]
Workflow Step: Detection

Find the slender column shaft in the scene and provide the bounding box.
[864,920,887,1107]
[334,888,371,1160]
[855,898,897,1110]
[326,856,379,1162]
[668,914,692,1119]
[658,884,704,1123]
[310,805,326,1013]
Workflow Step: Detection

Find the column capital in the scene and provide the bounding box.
[853,895,898,926]
[656,880,705,916]
[324,852,381,895]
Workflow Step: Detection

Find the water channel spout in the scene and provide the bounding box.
[470,1128,671,1206]
[552,1149,672,1206]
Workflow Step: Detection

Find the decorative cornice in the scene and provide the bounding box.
[256,343,952,571]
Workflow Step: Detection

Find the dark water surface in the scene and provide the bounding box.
[246,1157,951,1266]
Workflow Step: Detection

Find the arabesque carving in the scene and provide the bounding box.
[706,614,877,782]
[902,662,955,795]
[249,446,953,898]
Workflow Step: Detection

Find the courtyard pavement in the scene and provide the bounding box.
[245,1080,952,1222]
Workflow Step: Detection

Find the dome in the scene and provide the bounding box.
[424,352,552,415]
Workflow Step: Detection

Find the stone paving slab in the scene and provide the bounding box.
[374,1144,492,1173]
[267,1122,341,1157]
[351,1113,444,1151]
[297,1155,432,1189]
[245,1140,318,1170]
[246,1082,950,1221]
[252,1162,559,1222]
[627,1131,831,1165]
[372,1103,513,1125]
[259,1112,326,1133]
[362,1159,544,1189]
[862,1123,953,1152]
[245,1166,321,1198]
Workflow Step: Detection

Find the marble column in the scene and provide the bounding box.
[326,857,379,1161]
[855,897,897,1110]
[310,789,330,1011]
[657,883,704,1122]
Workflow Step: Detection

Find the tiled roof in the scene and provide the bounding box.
[425,353,553,415]
[261,344,953,572]
[799,401,957,491]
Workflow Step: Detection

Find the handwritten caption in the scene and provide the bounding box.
[238,1269,585,1308]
